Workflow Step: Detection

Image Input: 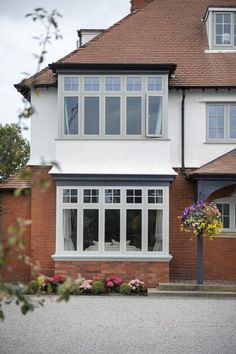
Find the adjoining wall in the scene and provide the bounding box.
[30,88,57,165]
[30,166,56,277]
[55,260,169,288]
[2,191,31,283]
[169,172,236,281]
[169,89,236,168]
[169,170,197,280]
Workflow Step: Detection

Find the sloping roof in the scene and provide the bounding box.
[192,149,236,175]
[0,171,31,190]
[16,0,236,94]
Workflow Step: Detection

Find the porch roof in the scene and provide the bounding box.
[191,149,236,177]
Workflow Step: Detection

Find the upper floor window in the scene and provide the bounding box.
[60,75,167,139]
[207,103,236,141]
[210,10,236,49]
[204,8,236,51]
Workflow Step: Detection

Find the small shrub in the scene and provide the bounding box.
[106,276,123,292]
[119,283,131,295]
[26,280,39,294]
[129,279,146,293]
[92,281,105,295]
[79,280,93,293]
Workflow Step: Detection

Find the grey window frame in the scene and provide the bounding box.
[59,75,168,140]
[212,11,236,49]
[206,103,236,142]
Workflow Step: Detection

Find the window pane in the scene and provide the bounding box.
[126,97,142,135]
[148,189,163,204]
[105,77,121,91]
[148,210,163,251]
[105,97,121,135]
[83,189,99,203]
[64,97,78,135]
[215,13,232,45]
[64,77,79,91]
[234,14,236,46]
[84,97,99,134]
[105,210,120,251]
[230,105,236,139]
[126,189,142,204]
[63,189,78,203]
[63,209,77,251]
[148,77,162,91]
[126,77,142,91]
[148,96,162,135]
[126,210,142,251]
[216,203,230,229]
[208,105,224,139]
[105,189,120,203]
[84,77,100,91]
[83,209,99,251]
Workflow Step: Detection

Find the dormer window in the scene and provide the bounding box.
[214,12,236,47]
[204,7,236,51]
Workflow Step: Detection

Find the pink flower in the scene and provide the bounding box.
[107,281,114,288]
[53,274,61,283]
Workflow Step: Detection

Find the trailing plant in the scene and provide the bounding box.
[179,200,223,239]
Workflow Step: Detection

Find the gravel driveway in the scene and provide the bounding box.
[0,296,236,354]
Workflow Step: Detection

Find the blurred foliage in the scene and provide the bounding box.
[0,124,30,182]
[0,7,63,321]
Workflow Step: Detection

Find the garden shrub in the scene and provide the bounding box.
[119,283,131,295]
[91,281,105,295]
[26,280,39,295]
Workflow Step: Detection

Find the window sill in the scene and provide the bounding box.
[204,141,236,144]
[219,232,236,238]
[52,253,172,262]
[205,49,236,53]
[55,137,171,141]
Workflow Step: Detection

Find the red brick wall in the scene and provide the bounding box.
[169,170,197,280]
[1,191,31,283]
[55,260,169,287]
[2,167,236,284]
[169,172,236,281]
[30,166,56,277]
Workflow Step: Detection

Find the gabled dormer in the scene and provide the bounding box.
[204,6,236,51]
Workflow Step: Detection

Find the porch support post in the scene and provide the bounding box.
[197,231,203,284]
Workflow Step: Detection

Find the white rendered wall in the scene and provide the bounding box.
[169,89,236,168]
[51,140,176,175]
[30,88,57,165]
[29,87,235,171]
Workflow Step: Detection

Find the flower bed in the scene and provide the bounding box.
[25,274,147,296]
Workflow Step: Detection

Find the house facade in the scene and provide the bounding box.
[2,0,236,286]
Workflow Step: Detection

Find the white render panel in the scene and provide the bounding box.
[30,88,57,164]
[169,89,236,168]
[50,140,176,175]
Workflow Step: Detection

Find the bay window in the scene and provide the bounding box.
[56,186,169,257]
[60,75,167,139]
